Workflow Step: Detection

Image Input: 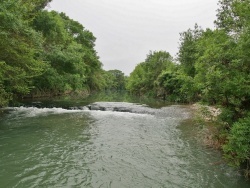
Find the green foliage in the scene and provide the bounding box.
[145,51,174,86]
[194,28,250,116]
[126,0,250,175]
[155,70,181,101]
[59,12,96,49]
[0,0,46,97]
[194,29,235,104]
[20,0,52,13]
[223,115,250,176]
[178,24,203,77]
[218,107,236,126]
[0,0,249,179]
[126,49,199,102]
[156,70,198,102]
[126,51,175,97]
[103,70,126,90]
[215,0,250,35]
[0,86,10,107]
[31,9,103,95]
[0,0,106,104]
[126,63,147,95]
[33,11,69,45]
[0,62,12,107]
[32,66,64,95]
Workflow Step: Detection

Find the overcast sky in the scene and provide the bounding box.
[49,0,219,75]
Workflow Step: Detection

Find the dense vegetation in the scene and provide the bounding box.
[102,69,126,91]
[0,0,249,178]
[127,0,250,176]
[0,0,126,106]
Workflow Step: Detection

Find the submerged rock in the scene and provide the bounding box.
[86,102,155,115]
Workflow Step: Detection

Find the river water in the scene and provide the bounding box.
[0,93,249,187]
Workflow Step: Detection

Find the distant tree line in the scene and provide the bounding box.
[0,0,249,177]
[126,0,250,177]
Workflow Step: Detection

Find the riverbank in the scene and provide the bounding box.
[191,103,223,149]
[191,103,250,179]
[1,99,249,187]
[22,89,90,99]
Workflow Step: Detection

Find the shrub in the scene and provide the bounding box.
[223,114,250,177]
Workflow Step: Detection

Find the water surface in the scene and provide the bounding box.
[0,96,249,187]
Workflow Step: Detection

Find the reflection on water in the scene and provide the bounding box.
[14,91,171,109]
[0,98,249,187]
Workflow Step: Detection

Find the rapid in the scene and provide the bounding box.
[0,95,249,187]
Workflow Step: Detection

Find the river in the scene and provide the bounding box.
[0,93,249,187]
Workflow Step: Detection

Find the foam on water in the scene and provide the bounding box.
[5,106,85,118]
[4,102,158,119]
[88,109,154,119]
[1,102,249,187]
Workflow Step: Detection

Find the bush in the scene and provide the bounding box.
[223,114,250,177]
[218,108,235,126]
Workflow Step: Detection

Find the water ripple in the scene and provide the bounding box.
[0,104,249,187]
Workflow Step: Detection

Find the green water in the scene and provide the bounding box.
[0,93,249,187]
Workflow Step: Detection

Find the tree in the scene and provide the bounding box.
[0,1,105,103]
[31,10,103,95]
[215,0,250,35]
[32,11,69,45]
[0,0,46,102]
[178,24,203,77]
[223,115,250,176]
[102,70,126,91]
[126,63,147,95]
[126,51,175,96]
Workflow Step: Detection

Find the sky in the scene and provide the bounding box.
[49,0,219,75]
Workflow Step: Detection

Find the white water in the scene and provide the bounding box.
[0,103,249,187]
